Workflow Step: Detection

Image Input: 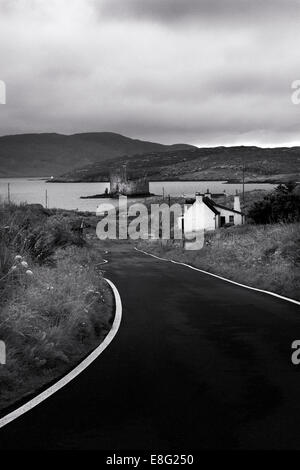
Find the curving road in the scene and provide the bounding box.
[0,241,300,450]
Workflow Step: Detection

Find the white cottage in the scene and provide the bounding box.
[178,190,244,234]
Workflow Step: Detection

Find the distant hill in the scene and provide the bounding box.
[53,145,300,183]
[0,132,195,177]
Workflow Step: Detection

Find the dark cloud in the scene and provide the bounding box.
[0,0,299,146]
[98,0,300,24]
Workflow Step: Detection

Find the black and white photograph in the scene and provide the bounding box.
[0,0,300,457]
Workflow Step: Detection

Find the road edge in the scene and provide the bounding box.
[134,247,300,306]
[0,277,122,430]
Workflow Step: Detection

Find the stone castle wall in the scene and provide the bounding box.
[110,170,150,196]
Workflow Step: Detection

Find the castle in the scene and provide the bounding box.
[109,165,150,197]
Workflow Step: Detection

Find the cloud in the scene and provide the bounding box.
[0,0,299,146]
[98,0,300,25]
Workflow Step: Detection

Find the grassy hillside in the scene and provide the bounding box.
[0,132,194,178]
[54,145,300,183]
[1,131,298,183]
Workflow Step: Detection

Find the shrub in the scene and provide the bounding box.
[248,184,300,224]
[25,215,85,263]
[0,204,86,266]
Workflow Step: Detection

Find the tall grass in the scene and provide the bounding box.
[0,204,113,411]
[138,222,300,301]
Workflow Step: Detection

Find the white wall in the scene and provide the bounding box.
[181,200,216,233]
[178,200,243,233]
[217,207,243,225]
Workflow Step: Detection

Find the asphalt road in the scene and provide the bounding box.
[0,241,300,450]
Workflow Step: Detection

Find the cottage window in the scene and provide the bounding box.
[229,215,234,224]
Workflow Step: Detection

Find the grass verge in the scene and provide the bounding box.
[0,203,113,412]
[138,222,300,301]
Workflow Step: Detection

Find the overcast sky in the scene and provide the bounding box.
[0,0,300,146]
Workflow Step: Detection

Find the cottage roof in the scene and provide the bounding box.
[186,196,244,215]
[207,198,244,215]
[202,197,220,215]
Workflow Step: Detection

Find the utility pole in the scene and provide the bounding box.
[7,183,10,204]
[45,189,48,209]
[122,163,127,181]
[242,159,245,203]
[162,187,165,200]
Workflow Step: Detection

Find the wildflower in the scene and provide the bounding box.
[14,255,22,262]
[10,265,17,271]
[21,261,29,268]
[26,270,34,277]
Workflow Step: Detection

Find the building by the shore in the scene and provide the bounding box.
[109,165,150,197]
[178,190,244,233]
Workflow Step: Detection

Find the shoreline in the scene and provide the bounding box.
[46,178,289,184]
[1,176,294,184]
[80,192,156,199]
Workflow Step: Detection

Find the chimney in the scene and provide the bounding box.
[234,190,241,212]
[195,192,203,203]
[206,189,211,199]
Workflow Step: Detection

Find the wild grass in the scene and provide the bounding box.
[138,187,300,300]
[0,204,113,411]
[138,222,300,301]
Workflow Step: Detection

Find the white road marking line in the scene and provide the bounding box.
[134,247,300,306]
[0,278,122,430]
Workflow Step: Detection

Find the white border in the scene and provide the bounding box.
[0,278,122,430]
[134,247,300,306]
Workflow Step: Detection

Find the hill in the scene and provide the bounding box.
[53,145,300,183]
[0,132,194,177]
